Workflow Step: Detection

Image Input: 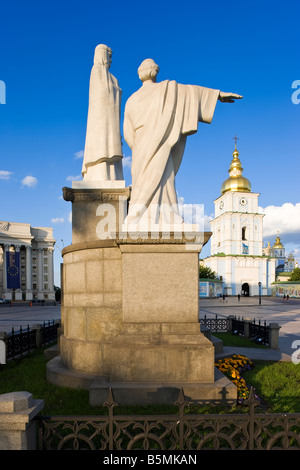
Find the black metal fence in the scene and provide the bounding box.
[249,318,269,345]
[1,320,60,362]
[231,316,270,345]
[36,387,300,450]
[200,314,229,332]
[200,314,270,346]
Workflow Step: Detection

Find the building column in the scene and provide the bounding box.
[14,245,22,301]
[37,247,44,300]
[25,245,33,301]
[47,247,54,293]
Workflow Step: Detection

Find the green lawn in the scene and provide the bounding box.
[213,332,267,348]
[0,347,299,415]
[242,360,300,413]
[0,350,94,415]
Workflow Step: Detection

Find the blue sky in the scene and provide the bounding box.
[0,0,299,285]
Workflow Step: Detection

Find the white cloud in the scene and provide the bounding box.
[0,170,13,180]
[68,211,72,223]
[177,195,211,230]
[259,203,300,239]
[122,156,132,169]
[51,217,64,224]
[21,175,38,188]
[257,203,300,264]
[203,214,214,231]
[74,150,84,159]
[66,175,82,181]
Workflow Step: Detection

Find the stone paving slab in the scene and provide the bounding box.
[215,346,292,362]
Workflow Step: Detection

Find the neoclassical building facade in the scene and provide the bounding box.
[0,221,56,301]
[203,143,276,296]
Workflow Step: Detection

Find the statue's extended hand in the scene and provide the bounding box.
[218,92,243,103]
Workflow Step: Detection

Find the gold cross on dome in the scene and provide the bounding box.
[233,135,239,147]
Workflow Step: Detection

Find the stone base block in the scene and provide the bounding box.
[89,369,237,406]
[14,291,23,301]
[26,292,33,301]
[46,356,237,406]
[46,356,107,390]
[108,328,215,383]
[59,321,216,383]
[0,392,44,450]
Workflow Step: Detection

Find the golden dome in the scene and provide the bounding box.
[221,145,251,195]
[273,235,284,249]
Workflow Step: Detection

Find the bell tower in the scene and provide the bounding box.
[210,140,263,257]
[203,139,276,296]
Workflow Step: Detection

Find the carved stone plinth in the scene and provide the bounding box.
[47,186,237,405]
[63,185,131,244]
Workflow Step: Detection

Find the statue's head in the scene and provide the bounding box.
[94,44,112,68]
[138,59,159,82]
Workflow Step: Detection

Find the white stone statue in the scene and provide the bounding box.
[123,59,242,226]
[82,44,124,181]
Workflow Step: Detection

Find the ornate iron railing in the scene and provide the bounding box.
[200,315,270,345]
[231,316,245,336]
[41,320,59,346]
[200,314,229,332]
[3,320,59,361]
[36,388,300,450]
[5,325,36,359]
[249,318,269,345]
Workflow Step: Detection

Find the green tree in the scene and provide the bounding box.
[54,286,61,301]
[199,265,218,280]
[289,267,300,281]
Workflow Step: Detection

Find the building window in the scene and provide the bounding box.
[242,226,247,241]
[217,228,221,246]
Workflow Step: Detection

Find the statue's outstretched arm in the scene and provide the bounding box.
[218,92,243,103]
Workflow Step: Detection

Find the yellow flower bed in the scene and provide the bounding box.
[215,354,255,402]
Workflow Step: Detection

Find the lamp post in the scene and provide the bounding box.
[258,281,262,305]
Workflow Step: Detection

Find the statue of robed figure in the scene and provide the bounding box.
[82,44,124,181]
[123,59,242,226]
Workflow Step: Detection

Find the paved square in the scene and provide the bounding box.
[0,303,61,334]
[1,298,300,362]
[200,297,300,361]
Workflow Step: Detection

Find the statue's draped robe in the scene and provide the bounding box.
[82,53,123,178]
[123,80,219,224]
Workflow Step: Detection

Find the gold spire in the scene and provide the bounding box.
[221,138,251,195]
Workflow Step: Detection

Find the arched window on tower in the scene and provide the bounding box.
[242,226,247,241]
[217,228,221,246]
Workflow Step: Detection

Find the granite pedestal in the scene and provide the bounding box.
[46,185,237,405]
